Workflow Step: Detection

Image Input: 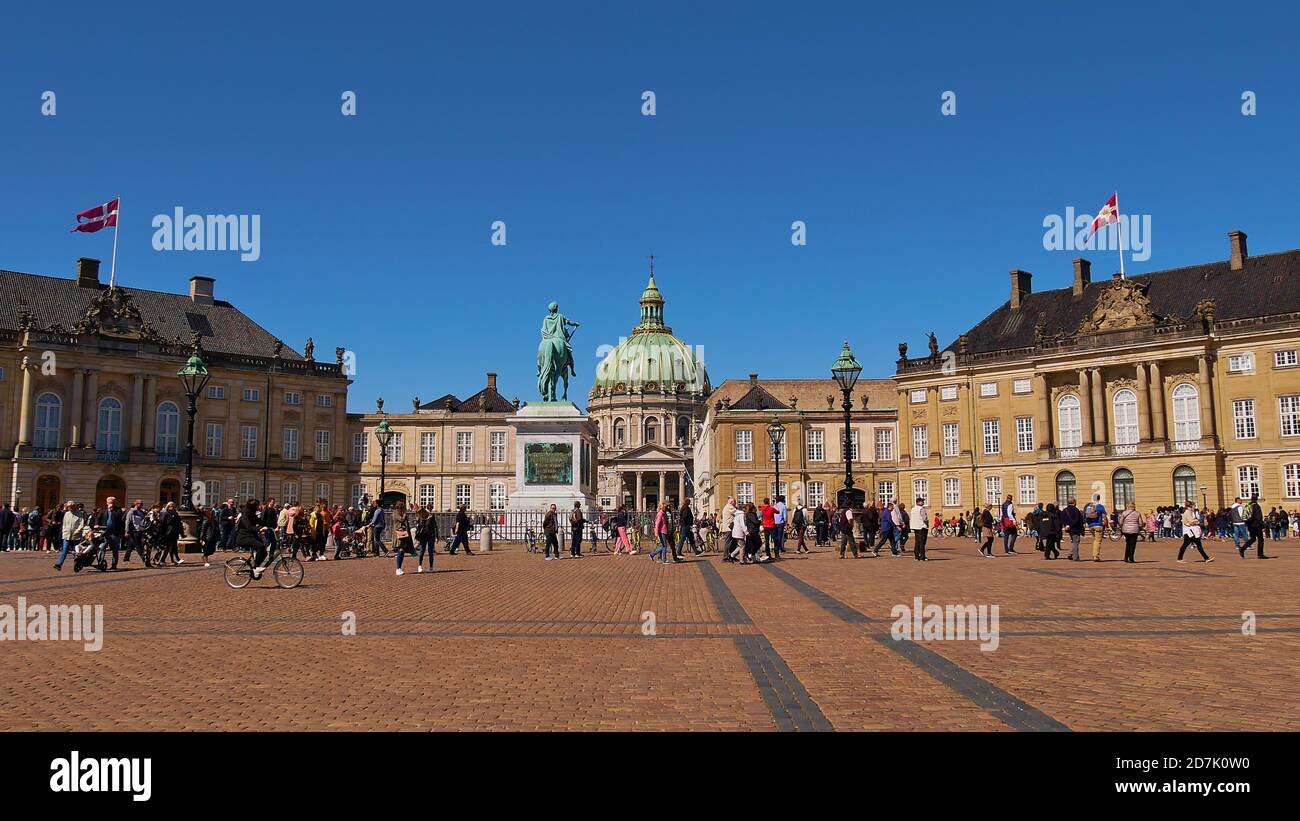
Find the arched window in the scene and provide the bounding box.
[1173,465,1197,505]
[1172,384,1201,442]
[1055,470,1076,507]
[96,398,123,453]
[677,417,691,446]
[156,401,180,456]
[1113,389,1138,445]
[34,393,62,451]
[613,418,625,447]
[1057,394,1082,448]
[644,417,658,443]
[1112,468,1135,509]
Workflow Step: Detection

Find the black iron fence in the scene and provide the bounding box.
[393,508,694,544]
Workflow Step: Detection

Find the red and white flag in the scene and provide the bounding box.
[1086,193,1119,240]
[71,198,119,233]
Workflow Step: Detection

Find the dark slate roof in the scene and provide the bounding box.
[417,389,514,412]
[952,249,1300,355]
[0,268,302,360]
[727,385,790,411]
[418,393,460,410]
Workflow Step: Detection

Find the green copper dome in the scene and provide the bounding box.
[592,273,709,396]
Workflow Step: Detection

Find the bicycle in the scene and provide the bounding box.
[224,540,304,589]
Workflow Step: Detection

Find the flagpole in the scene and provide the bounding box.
[1114,190,1125,279]
[109,194,120,289]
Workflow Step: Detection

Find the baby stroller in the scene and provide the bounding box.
[72,527,107,573]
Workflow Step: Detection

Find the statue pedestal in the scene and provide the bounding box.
[507,402,599,513]
[178,509,203,554]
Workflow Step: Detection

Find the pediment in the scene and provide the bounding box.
[612,443,688,463]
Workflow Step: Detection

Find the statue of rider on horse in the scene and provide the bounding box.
[537,301,580,402]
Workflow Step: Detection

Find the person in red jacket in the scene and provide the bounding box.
[759,498,778,561]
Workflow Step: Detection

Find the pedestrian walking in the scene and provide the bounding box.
[1119,501,1143,563]
[1178,499,1213,563]
[909,497,929,561]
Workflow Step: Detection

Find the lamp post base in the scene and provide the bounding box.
[178,508,203,554]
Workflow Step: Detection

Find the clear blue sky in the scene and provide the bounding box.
[3,1,1297,411]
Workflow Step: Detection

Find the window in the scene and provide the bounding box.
[418,484,436,509]
[645,417,659,443]
[1013,378,1032,395]
[385,432,404,463]
[736,482,753,505]
[1172,384,1201,441]
[1112,389,1138,445]
[1055,471,1076,507]
[1280,395,1300,437]
[912,426,929,458]
[352,432,369,463]
[1233,399,1257,439]
[239,424,258,459]
[315,482,330,503]
[910,389,927,404]
[239,480,255,500]
[456,431,472,463]
[314,430,331,462]
[613,418,625,446]
[455,483,472,508]
[1015,416,1035,452]
[207,386,225,400]
[242,388,260,402]
[770,481,788,500]
[877,481,895,505]
[203,480,222,507]
[284,391,301,405]
[1017,474,1037,505]
[1112,468,1135,509]
[282,481,299,505]
[96,398,122,452]
[489,483,508,510]
[735,429,752,462]
[979,382,998,397]
[771,433,787,462]
[1173,466,1197,505]
[1057,395,1082,449]
[205,423,224,458]
[420,432,437,463]
[156,402,182,454]
[1237,465,1260,499]
[351,484,365,507]
[807,481,825,507]
[315,394,333,407]
[942,423,959,457]
[806,429,824,461]
[912,479,928,505]
[1274,350,1298,368]
[1227,353,1254,374]
[875,429,893,461]
[943,478,960,507]
[984,475,1002,505]
[34,393,61,451]
[846,430,860,462]
[982,420,1000,455]
[282,427,299,460]
[490,431,507,462]
[1285,464,1300,499]
[940,385,958,401]
[677,417,690,446]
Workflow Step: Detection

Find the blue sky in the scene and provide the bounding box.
[3,1,1297,411]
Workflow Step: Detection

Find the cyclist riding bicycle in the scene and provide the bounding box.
[235,499,271,579]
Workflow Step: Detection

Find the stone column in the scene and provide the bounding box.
[1077,369,1093,446]
[142,377,158,450]
[1197,355,1216,437]
[69,369,85,448]
[1135,364,1150,442]
[17,357,34,445]
[1149,361,1166,440]
[927,386,940,457]
[658,470,666,504]
[84,370,99,449]
[1089,367,1105,444]
[635,471,644,510]
[1035,374,1052,449]
[131,373,145,449]
[678,469,686,503]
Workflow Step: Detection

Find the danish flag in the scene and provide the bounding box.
[1086,193,1119,240]
[71,198,119,233]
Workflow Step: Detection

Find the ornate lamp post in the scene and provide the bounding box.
[767,416,786,502]
[831,341,864,510]
[1200,483,1208,509]
[374,416,394,505]
[176,346,211,552]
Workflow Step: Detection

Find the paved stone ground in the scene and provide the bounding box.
[0,535,1294,731]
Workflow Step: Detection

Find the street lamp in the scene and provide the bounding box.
[374,415,394,505]
[176,346,211,553]
[1200,483,1208,509]
[767,416,786,503]
[831,340,864,509]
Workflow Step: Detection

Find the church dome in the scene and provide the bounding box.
[591,272,709,397]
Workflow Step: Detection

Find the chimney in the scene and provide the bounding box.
[486,372,497,391]
[1229,230,1248,271]
[1009,269,1032,310]
[1072,258,1091,297]
[749,373,759,387]
[76,257,101,288]
[189,275,215,305]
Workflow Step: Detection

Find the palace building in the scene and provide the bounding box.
[892,230,1300,514]
[1,257,352,511]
